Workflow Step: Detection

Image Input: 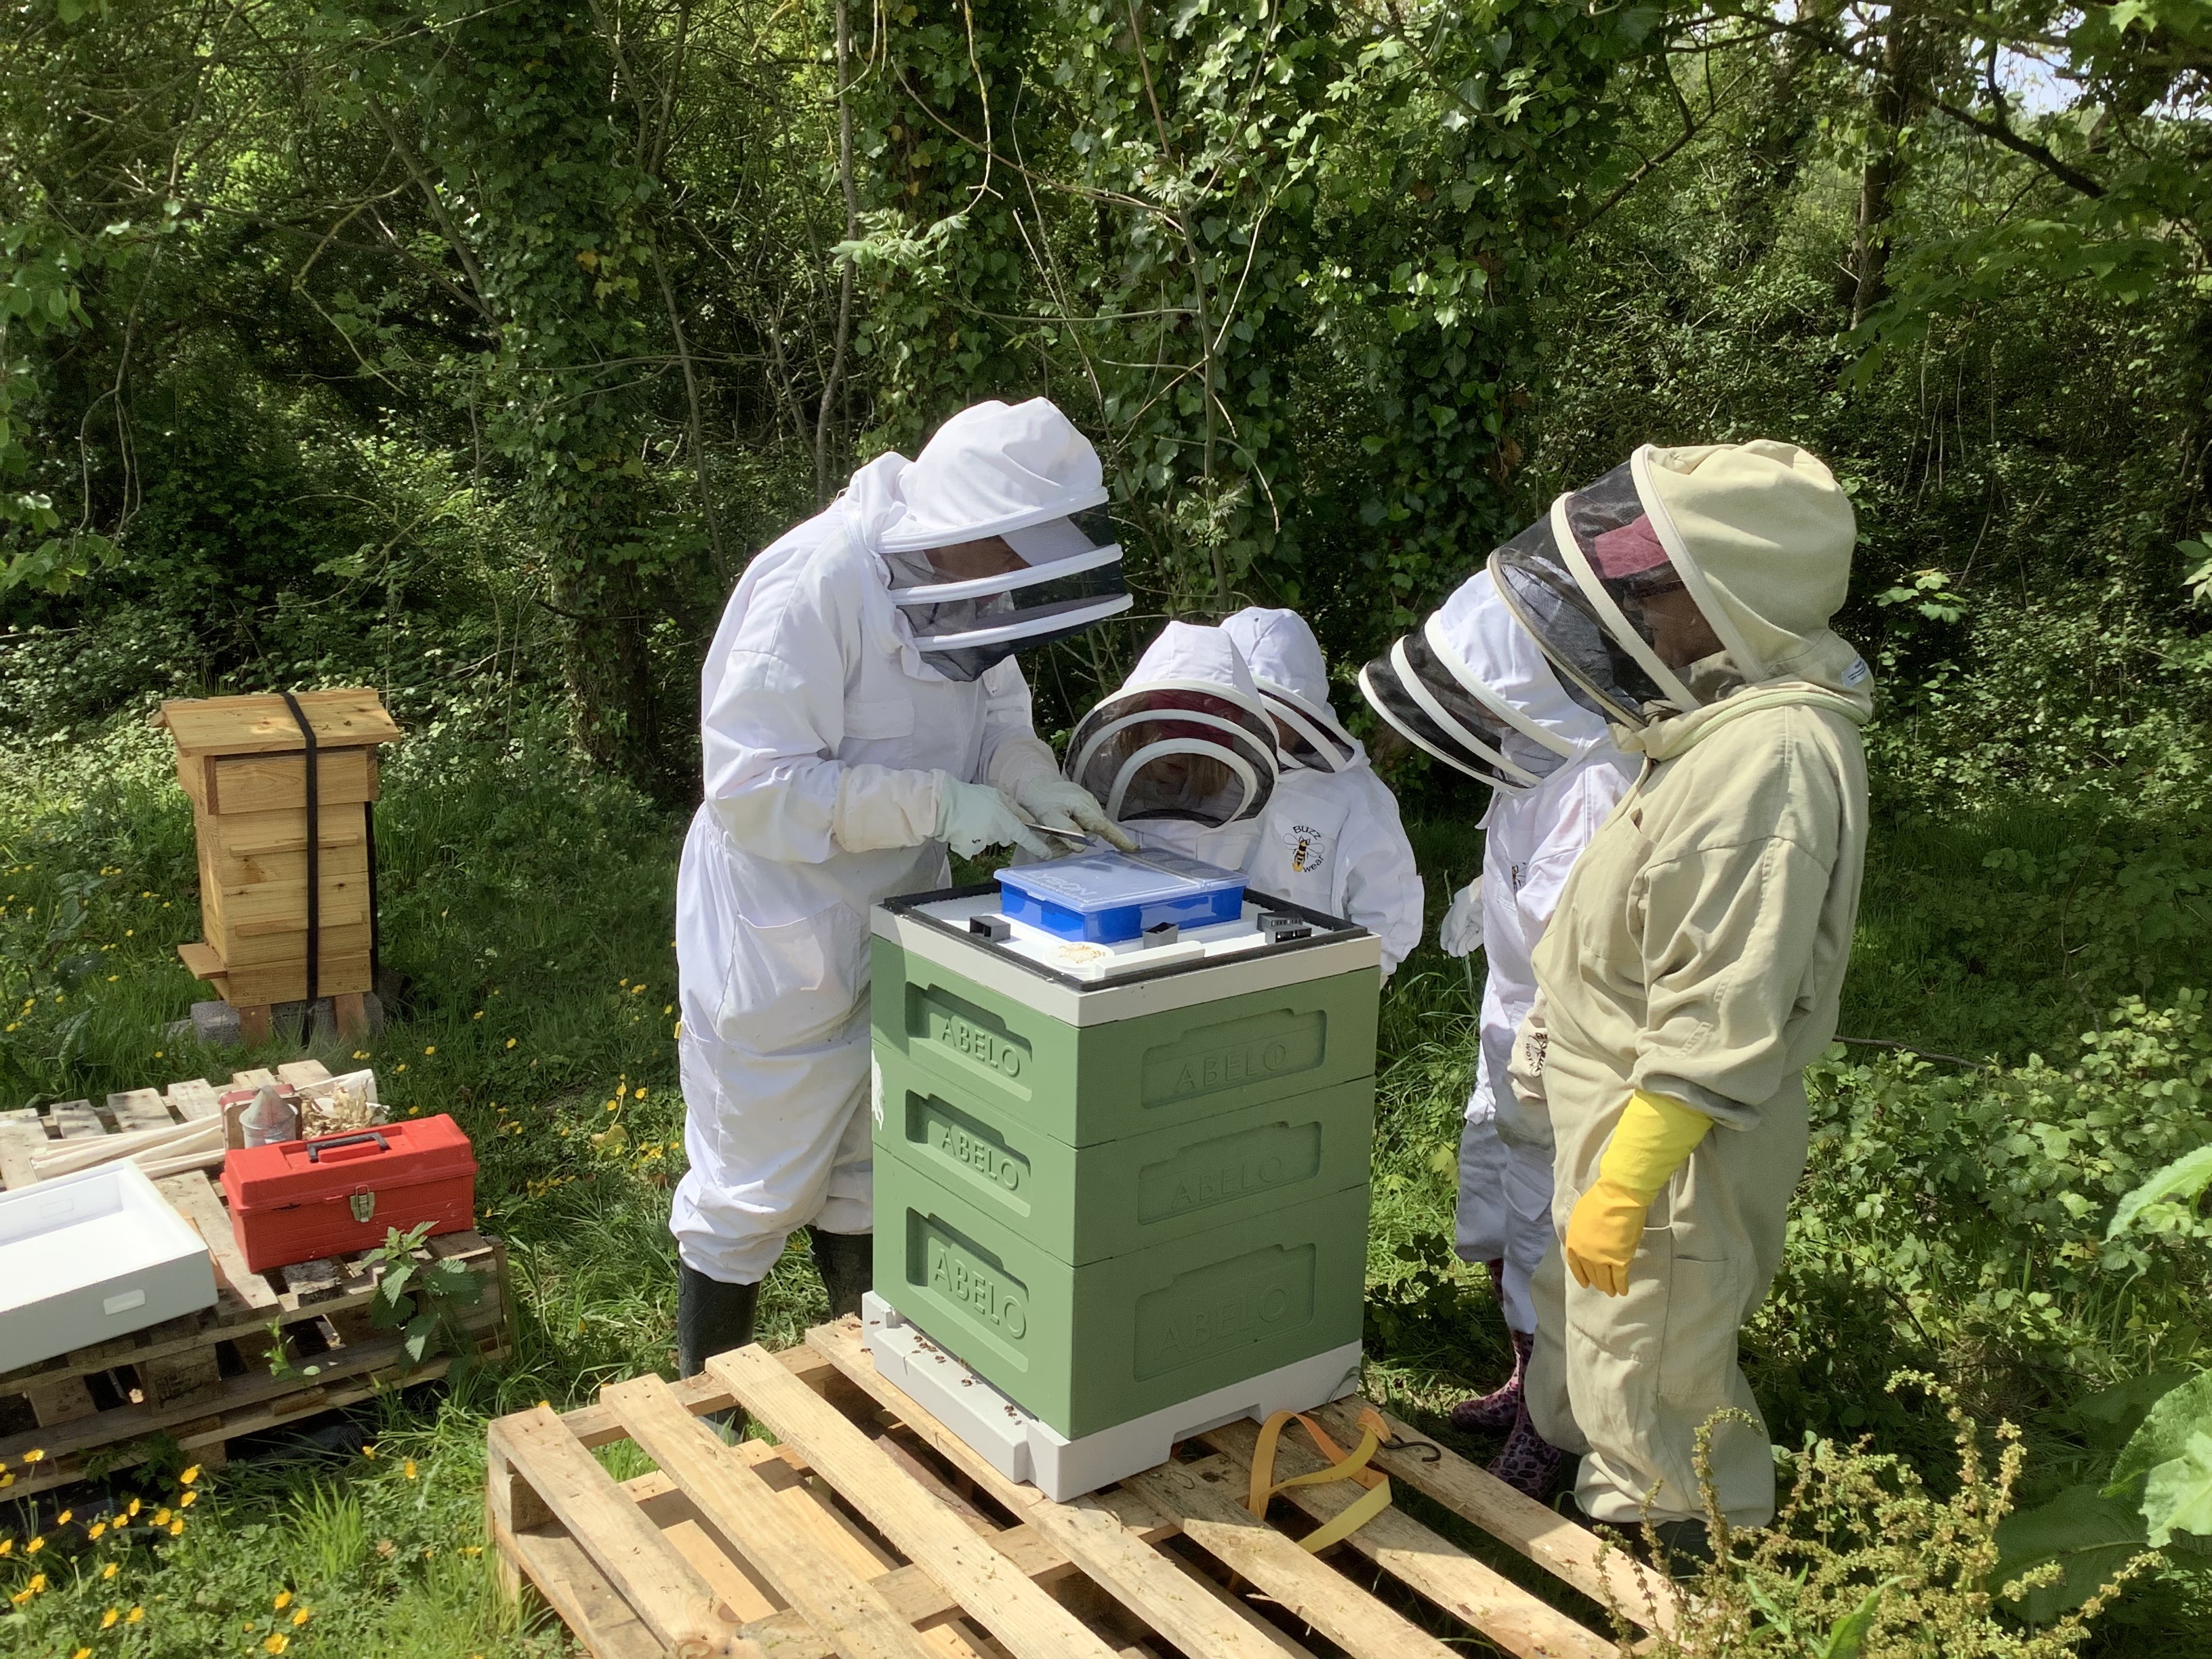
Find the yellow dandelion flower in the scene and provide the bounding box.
[72,1648,89,1659]
[361,1445,376,1459]
[619,977,630,986]
[88,1521,105,1539]
[272,1589,291,1611]
[180,1465,200,1483]
[102,1563,118,1580]
[663,1003,674,1015]
[127,1605,144,1622]
[424,1045,435,1055]
[634,1086,647,1098]
[403,1459,417,1480]
[107,974,118,982]
[472,1010,483,1019]
[53,1509,69,1525]
[292,1606,311,1625]
[102,1607,119,1627]
[394,1063,406,1072]
[22,1448,43,1463]
[505,1037,516,1050]
[0,1538,11,1555]
[264,1635,289,1654]
[181,1490,198,1507]
[153,1050,163,1058]
[27,1572,45,1592]
[152,1508,170,1525]
[461,1544,482,1557]
[169,1517,184,1536]
[26,1535,42,1553]
[353,1050,368,1060]
[127,1498,141,1515]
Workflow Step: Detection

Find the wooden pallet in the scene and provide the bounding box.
[488,1317,1681,1659]
[0,1059,509,1498]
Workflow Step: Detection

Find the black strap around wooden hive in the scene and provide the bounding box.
[277,690,321,1009]
[364,796,380,991]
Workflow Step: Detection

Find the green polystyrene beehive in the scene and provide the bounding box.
[867,882,1382,1442]
[868,937,1379,1148]
[873,1150,1370,1439]
[874,1046,1374,1265]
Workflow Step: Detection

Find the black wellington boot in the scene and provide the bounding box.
[677,1261,762,1379]
[809,1227,874,1319]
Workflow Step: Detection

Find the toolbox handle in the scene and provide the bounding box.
[306,1130,390,1164]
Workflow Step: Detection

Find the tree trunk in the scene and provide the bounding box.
[814,0,857,506]
[557,562,665,794]
[1729,0,1834,264]
[1851,9,1936,329]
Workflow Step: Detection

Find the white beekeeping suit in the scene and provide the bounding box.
[1220,608,1422,977]
[1422,574,1637,1332]
[1070,615,1423,976]
[671,398,1130,1376]
[1359,567,1634,1495]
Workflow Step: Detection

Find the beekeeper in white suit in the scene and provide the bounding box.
[672,398,1136,1376]
[1066,619,1282,842]
[1220,608,1422,975]
[1361,570,1636,1497]
[1067,615,1422,975]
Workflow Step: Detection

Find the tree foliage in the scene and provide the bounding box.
[1,0,2209,792]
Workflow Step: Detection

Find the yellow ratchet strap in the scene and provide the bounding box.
[1245,1407,1395,1553]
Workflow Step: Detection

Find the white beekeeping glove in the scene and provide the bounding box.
[1011,775,1139,853]
[1439,877,1485,957]
[936,778,1052,860]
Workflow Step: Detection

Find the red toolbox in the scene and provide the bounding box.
[222,1116,478,1271]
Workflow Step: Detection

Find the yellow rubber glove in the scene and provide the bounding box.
[1564,1090,1713,1297]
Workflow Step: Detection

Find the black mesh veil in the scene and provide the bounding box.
[1065,688,1278,827]
[897,560,1131,682]
[1487,459,1743,723]
[1357,644,1534,791]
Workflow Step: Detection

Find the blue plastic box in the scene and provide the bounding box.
[996,849,1247,944]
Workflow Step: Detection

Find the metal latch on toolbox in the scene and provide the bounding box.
[349,1191,376,1222]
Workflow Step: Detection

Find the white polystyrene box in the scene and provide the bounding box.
[0,1162,218,1370]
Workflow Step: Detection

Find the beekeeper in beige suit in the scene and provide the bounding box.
[1488,441,1870,1548]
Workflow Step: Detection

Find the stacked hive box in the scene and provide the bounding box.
[155,690,403,1019]
[869,889,1378,1467]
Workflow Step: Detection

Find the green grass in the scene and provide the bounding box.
[0,714,2205,1656]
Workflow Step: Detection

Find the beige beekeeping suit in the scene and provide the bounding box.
[1518,440,1873,1528]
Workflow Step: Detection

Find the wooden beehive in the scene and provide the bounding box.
[153,689,403,1013]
